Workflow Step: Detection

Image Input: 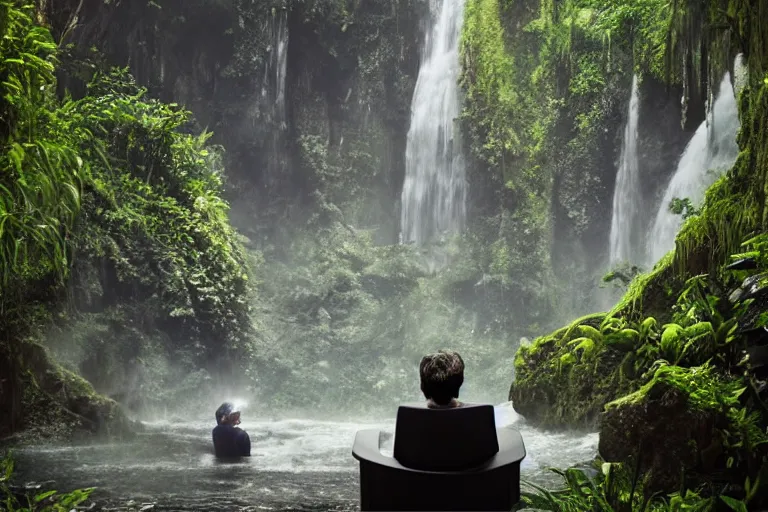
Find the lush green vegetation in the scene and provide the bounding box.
[509,0,768,507]
[248,222,524,410]
[0,0,252,435]
[460,0,640,323]
[518,461,754,511]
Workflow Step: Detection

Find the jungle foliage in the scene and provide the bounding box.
[1,2,766,510]
[518,460,754,512]
[509,0,768,506]
[459,0,641,322]
[0,0,252,433]
[248,221,523,410]
[514,234,768,508]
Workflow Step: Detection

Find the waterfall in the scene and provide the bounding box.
[272,12,288,132]
[262,11,289,185]
[400,0,467,245]
[646,72,740,264]
[608,75,641,265]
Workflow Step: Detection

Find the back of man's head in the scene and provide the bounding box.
[419,350,464,405]
[216,402,238,425]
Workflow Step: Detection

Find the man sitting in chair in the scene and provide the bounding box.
[419,350,464,409]
[351,349,527,511]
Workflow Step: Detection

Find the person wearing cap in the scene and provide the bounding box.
[212,402,251,457]
[419,350,465,409]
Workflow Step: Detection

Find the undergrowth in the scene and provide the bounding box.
[518,461,757,512]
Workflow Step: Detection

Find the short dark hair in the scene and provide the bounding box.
[419,350,464,405]
[215,402,234,425]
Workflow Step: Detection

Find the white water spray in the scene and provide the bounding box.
[400,0,467,245]
[272,13,288,132]
[647,72,740,264]
[609,75,641,265]
[261,11,289,184]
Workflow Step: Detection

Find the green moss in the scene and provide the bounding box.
[609,56,768,332]
[610,251,677,322]
[605,363,742,411]
[599,363,760,493]
[509,311,645,428]
[505,0,768,500]
[15,342,131,440]
[461,0,524,164]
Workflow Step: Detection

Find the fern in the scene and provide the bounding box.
[0,1,85,291]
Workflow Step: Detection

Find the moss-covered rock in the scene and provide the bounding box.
[598,364,744,493]
[610,251,680,323]
[509,312,648,429]
[11,342,134,441]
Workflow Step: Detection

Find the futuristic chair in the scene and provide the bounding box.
[352,403,526,511]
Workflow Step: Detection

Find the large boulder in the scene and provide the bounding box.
[509,313,640,429]
[598,364,735,493]
[11,342,135,441]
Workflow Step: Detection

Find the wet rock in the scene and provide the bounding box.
[509,313,620,429]
[598,366,728,493]
[725,257,758,271]
[15,342,135,440]
[728,272,768,303]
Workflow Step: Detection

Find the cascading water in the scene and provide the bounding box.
[261,11,289,186]
[646,72,740,264]
[608,75,642,265]
[400,0,467,246]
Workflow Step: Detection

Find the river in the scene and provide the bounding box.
[10,403,597,511]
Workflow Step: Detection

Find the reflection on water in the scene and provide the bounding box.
[10,403,597,511]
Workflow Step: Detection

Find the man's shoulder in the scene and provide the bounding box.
[213,424,234,435]
[213,425,246,435]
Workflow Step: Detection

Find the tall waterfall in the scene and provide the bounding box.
[400,0,467,245]
[647,72,740,264]
[262,11,289,185]
[608,75,641,265]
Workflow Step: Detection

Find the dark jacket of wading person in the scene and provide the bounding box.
[419,350,465,409]
[212,402,251,458]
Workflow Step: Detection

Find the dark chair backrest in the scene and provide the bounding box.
[393,403,499,471]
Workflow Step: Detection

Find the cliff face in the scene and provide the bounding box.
[9,0,430,416]
[42,0,692,330]
[42,0,423,243]
[459,0,690,327]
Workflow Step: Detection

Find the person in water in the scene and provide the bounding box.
[212,402,251,457]
[419,350,464,408]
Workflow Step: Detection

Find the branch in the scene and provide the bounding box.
[58,0,86,47]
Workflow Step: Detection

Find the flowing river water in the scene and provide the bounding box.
[10,403,597,511]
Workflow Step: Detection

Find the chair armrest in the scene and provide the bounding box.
[484,427,526,470]
[352,429,408,470]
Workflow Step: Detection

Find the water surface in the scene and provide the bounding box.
[11,403,597,510]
